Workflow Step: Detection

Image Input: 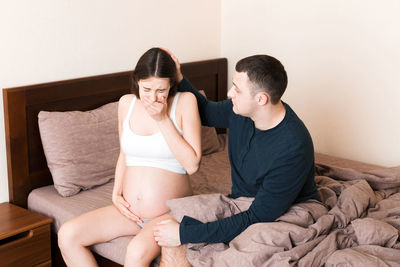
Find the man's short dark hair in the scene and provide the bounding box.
[236,55,288,104]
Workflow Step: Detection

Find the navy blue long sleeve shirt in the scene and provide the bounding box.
[178,77,319,244]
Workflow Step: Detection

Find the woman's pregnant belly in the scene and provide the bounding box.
[122,166,192,219]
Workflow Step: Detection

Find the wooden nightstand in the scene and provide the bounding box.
[0,202,52,267]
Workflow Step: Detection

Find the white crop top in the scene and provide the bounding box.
[121,93,186,174]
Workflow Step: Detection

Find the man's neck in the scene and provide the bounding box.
[252,101,286,131]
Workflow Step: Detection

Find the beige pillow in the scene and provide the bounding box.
[38,102,119,197]
[201,126,220,155]
[199,90,221,155]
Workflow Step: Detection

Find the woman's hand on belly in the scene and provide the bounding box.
[112,193,143,223]
[123,190,172,219]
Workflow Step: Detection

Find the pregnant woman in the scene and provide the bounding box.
[58,48,201,266]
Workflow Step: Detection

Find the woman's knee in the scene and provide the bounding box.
[125,240,145,263]
[125,239,157,265]
[58,220,83,250]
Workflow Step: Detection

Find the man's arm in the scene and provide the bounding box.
[164,47,233,129]
[154,141,316,245]
[179,147,315,244]
[178,77,233,129]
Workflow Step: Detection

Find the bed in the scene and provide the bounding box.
[3,57,400,266]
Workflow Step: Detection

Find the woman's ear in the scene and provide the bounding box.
[257,92,269,106]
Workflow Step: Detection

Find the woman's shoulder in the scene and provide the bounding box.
[118,93,136,107]
[118,94,137,116]
[177,91,196,106]
[175,92,198,120]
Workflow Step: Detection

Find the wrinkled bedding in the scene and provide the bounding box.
[167,164,400,267]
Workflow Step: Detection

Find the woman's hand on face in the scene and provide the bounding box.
[112,194,143,223]
[141,95,169,122]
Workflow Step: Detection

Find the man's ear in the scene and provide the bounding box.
[256,92,269,106]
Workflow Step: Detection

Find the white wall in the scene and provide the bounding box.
[2,0,400,203]
[0,0,221,202]
[221,0,400,167]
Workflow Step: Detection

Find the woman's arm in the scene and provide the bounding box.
[143,92,202,175]
[158,92,202,175]
[112,95,142,222]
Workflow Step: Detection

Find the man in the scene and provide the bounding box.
[154,53,319,265]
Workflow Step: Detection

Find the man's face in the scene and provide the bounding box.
[227,72,257,117]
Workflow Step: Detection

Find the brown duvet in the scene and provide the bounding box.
[167,163,400,266]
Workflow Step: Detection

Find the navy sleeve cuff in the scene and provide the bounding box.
[179,216,203,244]
[178,77,192,92]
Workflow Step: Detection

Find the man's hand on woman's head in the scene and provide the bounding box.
[153,218,181,247]
[159,47,183,83]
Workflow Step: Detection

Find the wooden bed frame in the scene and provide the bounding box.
[3,57,227,266]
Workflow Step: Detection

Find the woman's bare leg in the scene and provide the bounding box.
[124,214,172,267]
[58,205,141,267]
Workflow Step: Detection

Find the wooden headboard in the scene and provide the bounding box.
[3,58,227,207]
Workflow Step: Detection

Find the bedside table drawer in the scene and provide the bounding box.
[0,224,51,266]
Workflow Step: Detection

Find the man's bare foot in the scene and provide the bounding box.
[160,245,191,267]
